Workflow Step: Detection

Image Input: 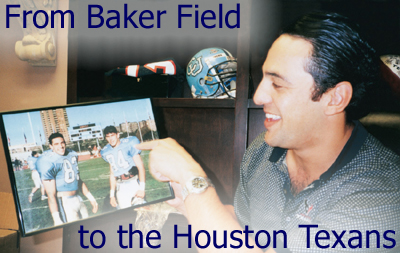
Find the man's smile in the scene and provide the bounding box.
[265,113,281,122]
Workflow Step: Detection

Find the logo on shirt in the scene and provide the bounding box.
[295,200,314,223]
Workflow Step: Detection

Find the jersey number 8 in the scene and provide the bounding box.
[63,156,79,184]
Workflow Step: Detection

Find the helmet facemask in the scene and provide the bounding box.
[205,61,237,98]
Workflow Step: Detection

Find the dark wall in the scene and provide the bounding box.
[69,0,239,99]
[249,0,400,114]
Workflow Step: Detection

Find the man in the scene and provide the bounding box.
[92,144,100,158]
[100,126,146,209]
[14,158,21,171]
[27,151,47,203]
[137,12,400,252]
[37,133,98,226]
[87,145,93,158]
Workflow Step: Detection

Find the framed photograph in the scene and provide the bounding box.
[0,98,174,237]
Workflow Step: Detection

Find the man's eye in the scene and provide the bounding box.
[272,83,282,89]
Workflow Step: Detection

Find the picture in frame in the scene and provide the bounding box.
[0,98,174,236]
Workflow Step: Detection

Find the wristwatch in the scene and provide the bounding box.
[182,176,214,202]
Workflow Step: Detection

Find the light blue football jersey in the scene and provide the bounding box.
[100,136,141,177]
[36,148,80,192]
[27,156,38,171]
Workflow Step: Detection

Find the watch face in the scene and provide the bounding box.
[192,177,207,189]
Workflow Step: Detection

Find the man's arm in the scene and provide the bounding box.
[76,154,98,213]
[109,164,118,207]
[136,138,267,252]
[133,154,145,198]
[225,205,237,221]
[185,187,276,253]
[80,180,98,213]
[42,179,63,225]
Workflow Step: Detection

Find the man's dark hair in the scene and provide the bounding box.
[31,151,38,156]
[49,132,65,145]
[282,12,380,122]
[103,125,118,136]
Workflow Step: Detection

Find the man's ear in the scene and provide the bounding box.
[324,81,353,116]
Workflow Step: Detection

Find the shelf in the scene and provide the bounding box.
[77,97,261,109]
[80,97,263,109]
[152,98,236,108]
[77,97,235,108]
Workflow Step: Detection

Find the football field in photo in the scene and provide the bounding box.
[13,150,173,234]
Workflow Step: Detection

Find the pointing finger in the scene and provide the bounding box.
[135,140,160,150]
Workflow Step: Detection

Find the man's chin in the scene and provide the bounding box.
[264,133,282,148]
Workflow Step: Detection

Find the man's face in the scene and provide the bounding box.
[50,137,66,156]
[105,132,120,147]
[253,34,327,149]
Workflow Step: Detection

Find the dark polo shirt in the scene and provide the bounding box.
[234,121,400,252]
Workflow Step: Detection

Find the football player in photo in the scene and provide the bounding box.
[100,125,146,209]
[36,133,98,226]
[27,151,47,203]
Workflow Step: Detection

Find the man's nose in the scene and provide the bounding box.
[253,81,273,105]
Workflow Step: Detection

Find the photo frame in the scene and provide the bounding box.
[0,98,174,237]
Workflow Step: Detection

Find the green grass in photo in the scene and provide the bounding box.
[13,150,173,234]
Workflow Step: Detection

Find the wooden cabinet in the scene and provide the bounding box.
[66,0,270,203]
[67,0,400,202]
[64,0,400,250]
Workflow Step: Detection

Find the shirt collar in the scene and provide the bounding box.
[268,121,368,181]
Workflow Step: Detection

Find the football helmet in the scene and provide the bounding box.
[381,55,400,78]
[186,48,237,98]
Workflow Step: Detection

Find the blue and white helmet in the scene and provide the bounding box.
[186,48,237,98]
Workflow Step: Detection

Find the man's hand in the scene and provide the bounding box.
[52,212,63,226]
[110,196,118,207]
[166,182,187,216]
[90,200,99,213]
[135,138,206,185]
[85,192,98,213]
[136,138,204,217]
[136,190,145,198]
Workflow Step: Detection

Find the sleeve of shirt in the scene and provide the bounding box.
[234,132,271,229]
[28,157,36,170]
[128,136,141,156]
[71,150,78,159]
[36,157,56,180]
[100,147,109,163]
[235,134,293,253]
[234,138,258,228]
